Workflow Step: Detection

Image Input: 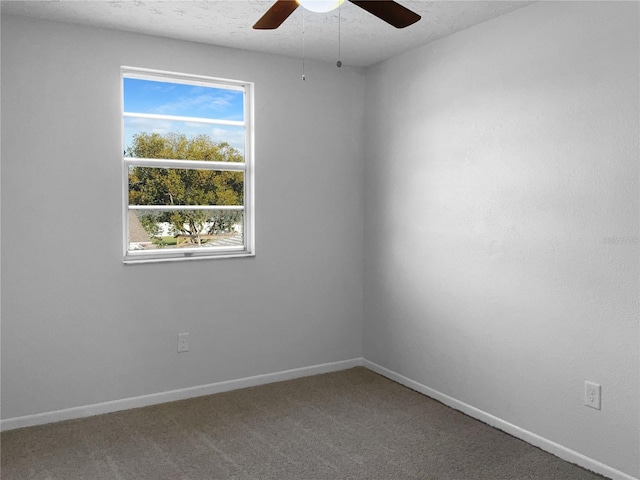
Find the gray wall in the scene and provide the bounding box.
[363,2,639,477]
[1,15,365,418]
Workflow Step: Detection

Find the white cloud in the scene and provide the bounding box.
[210,127,245,153]
[153,92,239,119]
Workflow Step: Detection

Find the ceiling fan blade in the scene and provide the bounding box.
[253,0,299,29]
[348,0,420,28]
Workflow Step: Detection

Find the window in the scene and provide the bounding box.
[122,67,254,263]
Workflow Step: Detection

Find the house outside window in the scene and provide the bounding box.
[122,67,254,263]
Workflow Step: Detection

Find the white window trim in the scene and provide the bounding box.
[121,66,255,264]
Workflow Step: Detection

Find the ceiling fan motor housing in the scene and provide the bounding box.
[254,1,421,30]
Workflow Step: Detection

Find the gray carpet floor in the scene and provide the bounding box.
[1,367,607,479]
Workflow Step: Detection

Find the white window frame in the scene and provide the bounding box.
[121,67,255,264]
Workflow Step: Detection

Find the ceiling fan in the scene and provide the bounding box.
[253,0,421,30]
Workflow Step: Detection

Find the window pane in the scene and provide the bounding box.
[128,209,244,251]
[122,68,253,263]
[124,118,245,158]
[123,77,244,121]
[129,167,244,206]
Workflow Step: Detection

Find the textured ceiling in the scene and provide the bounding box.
[1,0,535,67]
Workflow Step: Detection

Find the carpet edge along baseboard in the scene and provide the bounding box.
[2,357,637,480]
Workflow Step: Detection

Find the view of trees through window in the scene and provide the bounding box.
[127,133,244,249]
[123,69,252,261]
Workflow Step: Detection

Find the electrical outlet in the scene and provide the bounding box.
[584,381,601,410]
[177,333,189,353]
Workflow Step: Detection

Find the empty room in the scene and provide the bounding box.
[1,1,638,479]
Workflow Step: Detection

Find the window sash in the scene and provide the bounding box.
[128,205,243,211]
[122,67,254,264]
[126,243,247,261]
[123,68,246,93]
[123,112,244,128]
[124,158,245,171]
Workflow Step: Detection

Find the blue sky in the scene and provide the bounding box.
[123,77,245,153]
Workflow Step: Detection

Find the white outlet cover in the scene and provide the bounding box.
[177,333,189,353]
[584,381,601,410]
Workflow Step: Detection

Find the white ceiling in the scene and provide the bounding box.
[1,0,535,67]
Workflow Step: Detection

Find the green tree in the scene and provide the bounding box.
[127,132,244,245]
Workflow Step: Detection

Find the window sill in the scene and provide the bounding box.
[123,250,255,265]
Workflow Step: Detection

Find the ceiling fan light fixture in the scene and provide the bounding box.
[296,0,345,13]
[254,0,420,30]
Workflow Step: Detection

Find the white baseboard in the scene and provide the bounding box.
[0,357,364,432]
[362,359,638,480]
[3,357,637,480]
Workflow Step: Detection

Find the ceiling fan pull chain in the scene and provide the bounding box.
[337,3,342,68]
[302,10,306,81]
